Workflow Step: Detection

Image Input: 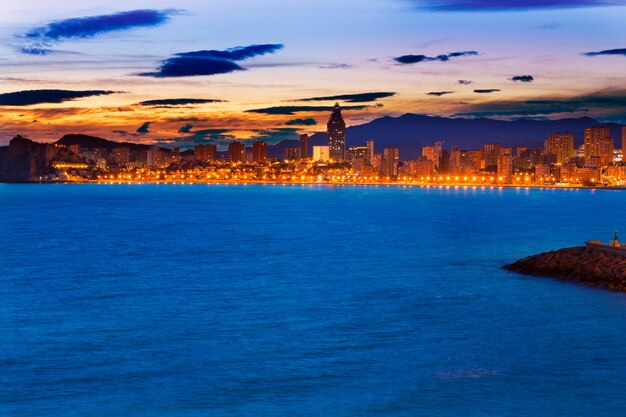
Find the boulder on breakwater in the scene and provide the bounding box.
[504,246,626,291]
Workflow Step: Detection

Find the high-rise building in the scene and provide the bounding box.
[347,146,368,163]
[412,157,435,178]
[299,134,309,159]
[434,141,443,169]
[382,147,399,177]
[497,154,513,183]
[284,147,301,160]
[622,126,626,155]
[228,141,246,163]
[449,147,461,174]
[460,150,482,174]
[113,147,130,165]
[313,146,330,162]
[584,127,613,166]
[422,146,436,163]
[366,140,375,166]
[545,132,574,164]
[252,141,268,163]
[483,143,501,169]
[195,144,217,161]
[327,103,346,161]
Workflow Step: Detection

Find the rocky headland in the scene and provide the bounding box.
[504,246,626,291]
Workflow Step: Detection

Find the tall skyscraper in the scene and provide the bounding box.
[228,142,246,163]
[195,144,217,161]
[497,154,514,183]
[449,147,461,174]
[584,127,613,166]
[382,147,399,177]
[434,141,443,169]
[252,141,268,163]
[483,143,501,169]
[622,126,626,156]
[545,133,574,164]
[299,134,309,159]
[366,139,375,166]
[327,103,346,161]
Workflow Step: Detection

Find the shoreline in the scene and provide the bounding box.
[2,180,625,191]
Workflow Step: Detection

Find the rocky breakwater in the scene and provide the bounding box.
[504,246,626,291]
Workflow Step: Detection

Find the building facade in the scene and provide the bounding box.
[327,103,346,161]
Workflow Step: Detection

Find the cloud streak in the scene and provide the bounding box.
[246,105,370,115]
[296,92,396,103]
[427,91,455,96]
[454,91,626,120]
[415,1,620,11]
[510,75,534,82]
[0,89,116,106]
[138,98,226,106]
[20,9,179,55]
[285,118,317,126]
[474,89,501,93]
[139,44,284,77]
[394,51,478,64]
[583,48,626,57]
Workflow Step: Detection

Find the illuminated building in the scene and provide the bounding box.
[284,147,301,160]
[228,142,246,163]
[252,141,268,163]
[584,127,613,166]
[367,140,375,166]
[313,146,330,162]
[460,150,481,174]
[382,147,399,177]
[435,141,443,169]
[483,143,501,169]
[347,146,368,164]
[113,147,130,165]
[449,147,461,173]
[516,146,527,158]
[497,154,513,183]
[327,103,346,161]
[576,166,601,183]
[535,164,551,182]
[195,144,217,161]
[412,157,435,177]
[300,134,309,159]
[422,146,436,164]
[545,132,574,164]
[622,126,626,154]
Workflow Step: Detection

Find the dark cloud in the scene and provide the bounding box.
[158,128,234,148]
[584,48,626,57]
[510,75,534,82]
[285,118,317,126]
[296,92,396,103]
[454,92,626,121]
[0,89,116,106]
[415,1,619,11]
[20,9,179,55]
[394,51,478,64]
[458,80,473,85]
[139,44,284,77]
[136,122,151,134]
[250,127,299,143]
[138,98,226,106]
[245,105,369,115]
[474,89,501,94]
[427,91,455,96]
[178,124,193,134]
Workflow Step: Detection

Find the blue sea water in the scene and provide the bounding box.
[1,183,626,417]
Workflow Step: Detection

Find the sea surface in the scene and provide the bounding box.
[1,183,626,417]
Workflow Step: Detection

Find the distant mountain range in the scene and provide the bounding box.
[1,115,624,164]
[269,114,624,160]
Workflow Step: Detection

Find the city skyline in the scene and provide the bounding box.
[0,0,625,147]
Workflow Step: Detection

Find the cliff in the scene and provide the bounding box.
[0,136,81,182]
[504,246,626,291]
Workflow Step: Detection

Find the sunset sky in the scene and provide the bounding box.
[0,0,625,148]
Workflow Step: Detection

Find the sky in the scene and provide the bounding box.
[0,0,625,147]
